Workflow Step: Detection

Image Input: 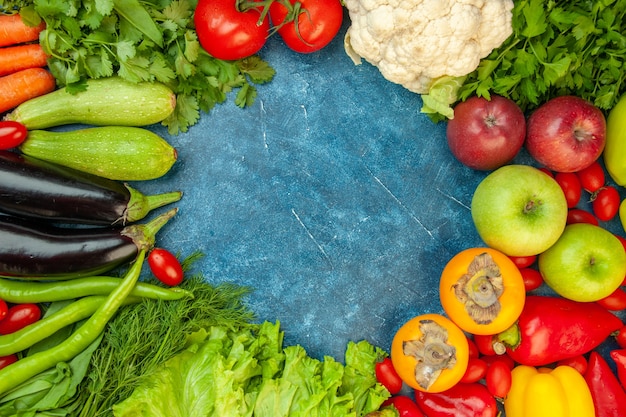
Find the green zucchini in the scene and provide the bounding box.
[20,127,177,181]
[3,77,176,129]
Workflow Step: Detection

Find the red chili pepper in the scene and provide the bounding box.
[584,351,626,417]
[609,349,626,392]
[503,296,623,366]
[414,382,498,417]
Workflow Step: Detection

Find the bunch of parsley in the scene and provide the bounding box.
[458,0,626,113]
[4,0,275,134]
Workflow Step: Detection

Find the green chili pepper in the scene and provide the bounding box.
[0,295,143,357]
[0,276,193,304]
[0,250,147,395]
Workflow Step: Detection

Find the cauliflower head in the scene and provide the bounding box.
[344,0,514,94]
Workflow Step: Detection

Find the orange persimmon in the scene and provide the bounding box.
[439,247,526,335]
[391,313,469,393]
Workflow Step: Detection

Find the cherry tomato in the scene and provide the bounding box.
[538,167,554,178]
[555,172,582,208]
[391,313,469,393]
[557,354,588,374]
[576,160,605,193]
[0,354,17,370]
[439,248,526,335]
[148,248,184,286]
[592,185,621,221]
[460,357,488,383]
[481,353,515,370]
[0,121,27,150]
[382,395,425,417]
[567,208,599,225]
[473,334,499,356]
[269,0,343,54]
[375,357,403,395]
[466,335,479,359]
[508,255,537,269]
[519,267,543,292]
[485,359,512,399]
[0,303,41,335]
[194,0,270,60]
[596,287,626,311]
[616,326,626,349]
[0,299,7,321]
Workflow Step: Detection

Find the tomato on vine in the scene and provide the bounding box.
[269,0,343,53]
[194,0,271,60]
[391,313,469,393]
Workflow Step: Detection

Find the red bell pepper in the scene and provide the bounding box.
[609,349,626,392]
[414,382,498,417]
[584,351,626,417]
[502,295,623,366]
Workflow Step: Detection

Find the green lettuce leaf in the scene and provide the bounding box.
[113,322,388,417]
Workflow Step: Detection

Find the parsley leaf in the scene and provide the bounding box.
[458,0,626,114]
[5,0,275,134]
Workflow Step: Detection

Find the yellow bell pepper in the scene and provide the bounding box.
[504,365,595,417]
[604,93,626,186]
[620,199,626,234]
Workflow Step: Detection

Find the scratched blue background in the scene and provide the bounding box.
[134,14,626,372]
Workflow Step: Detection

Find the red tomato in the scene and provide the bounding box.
[0,121,27,150]
[269,0,343,54]
[557,354,588,374]
[508,255,537,269]
[0,299,7,321]
[0,354,17,370]
[616,326,626,349]
[473,334,498,356]
[554,172,582,208]
[382,395,425,417]
[485,359,512,399]
[538,167,554,178]
[597,287,626,311]
[481,353,515,370]
[592,186,620,221]
[148,248,184,286]
[375,357,403,395]
[0,303,41,335]
[567,208,599,225]
[460,357,488,384]
[194,0,270,60]
[466,335,479,359]
[576,161,605,192]
[519,267,543,292]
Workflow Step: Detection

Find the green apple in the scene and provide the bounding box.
[471,165,568,256]
[538,223,626,302]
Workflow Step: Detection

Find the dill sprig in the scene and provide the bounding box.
[69,273,255,417]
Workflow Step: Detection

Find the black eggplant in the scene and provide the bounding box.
[0,208,177,279]
[0,150,182,225]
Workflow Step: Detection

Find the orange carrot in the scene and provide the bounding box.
[0,15,46,48]
[0,67,56,114]
[0,44,48,76]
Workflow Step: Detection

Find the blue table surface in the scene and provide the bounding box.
[134,15,626,366]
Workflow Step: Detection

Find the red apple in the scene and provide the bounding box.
[525,96,606,173]
[446,95,526,171]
